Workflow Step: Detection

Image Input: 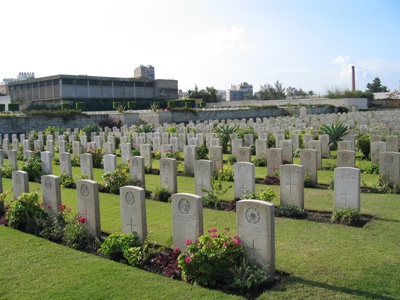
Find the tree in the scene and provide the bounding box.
[366,77,389,93]
[286,86,308,98]
[187,85,218,103]
[259,80,286,100]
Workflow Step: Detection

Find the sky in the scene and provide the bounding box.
[1,0,399,95]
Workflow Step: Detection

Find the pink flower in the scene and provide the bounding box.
[234,239,241,245]
[185,256,191,263]
[223,242,227,247]
[208,227,217,233]
[185,239,192,246]
[211,234,218,238]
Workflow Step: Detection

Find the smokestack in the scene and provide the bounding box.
[351,66,355,91]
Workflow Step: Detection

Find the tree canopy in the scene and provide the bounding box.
[366,77,389,93]
[259,80,286,100]
[187,85,219,103]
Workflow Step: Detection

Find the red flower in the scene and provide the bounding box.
[208,227,217,233]
[185,239,192,246]
[185,256,191,263]
[77,217,86,224]
[234,239,241,245]
[46,205,51,209]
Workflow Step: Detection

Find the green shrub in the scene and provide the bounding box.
[253,157,267,167]
[75,102,86,110]
[0,104,5,112]
[61,102,70,110]
[62,217,97,252]
[227,155,237,165]
[80,124,100,142]
[202,180,231,208]
[101,165,132,194]
[215,166,234,182]
[356,134,371,158]
[363,163,379,174]
[196,144,208,159]
[0,164,14,179]
[178,228,244,286]
[259,188,276,201]
[6,192,49,235]
[22,155,44,183]
[113,102,122,109]
[127,101,136,109]
[150,186,172,202]
[275,204,307,219]
[98,232,141,262]
[8,103,19,112]
[228,258,270,291]
[86,147,103,168]
[124,244,151,267]
[331,207,360,225]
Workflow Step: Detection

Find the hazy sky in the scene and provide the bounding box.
[1,0,399,95]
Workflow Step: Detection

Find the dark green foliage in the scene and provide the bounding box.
[127,101,136,109]
[135,124,154,133]
[8,103,19,112]
[113,102,122,109]
[98,232,141,262]
[228,258,270,291]
[150,186,172,202]
[61,102,70,110]
[363,163,379,174]
[80,123,100,142]
[275,204,307,219]
[366,77,389,93]
[0,104,5,112]
[76,102,86,110]
[196,144,208,159]
[214,124,238,153]
[253,157,267,166]
[356,134,371,158]
[331,207,360,225]
[319,123,349,149]
[22,152,44,183]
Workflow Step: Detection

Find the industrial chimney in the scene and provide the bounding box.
[351,66,355,91]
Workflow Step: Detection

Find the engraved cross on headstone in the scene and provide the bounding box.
[127,217,136,232]
[245,239,262,265]
[340,188,352,206]
[286,177,296,195]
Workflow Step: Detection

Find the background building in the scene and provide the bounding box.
[8,74,178,110]
[134,65,155,80]
[226,82,253,101]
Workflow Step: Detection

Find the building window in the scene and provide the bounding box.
[101,80,112,86]
[75,79,88,85]
[89,80,100,86]
[62,78,74,85]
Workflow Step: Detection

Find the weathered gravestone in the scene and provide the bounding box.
[334,167,360,210]
[12,170,29,199]
[255,139,268,160]
[319,134,330,158]
[236,200,275,281]
[307,140,322,169]
[80,153,94,180]
[280,164,304,208]
[337,140,353,151]
[8,150,18,171]
[386,135,399,152]
[236,147,252,163]
[60,152,72,177]
[184,145,197,174]
[129,156,146,188]
[209,146,223,171]
[41,175,62,217]
[120,186,147,244]
[336,150,356,168]
[370,141,386,164]
[266,148,282,176]
[172,193,203,251]
[160,158,177,193]
[120,143,131,165]
[379,152,400,185]
[234,162,255,199]
[76,180,101,238]
[280,140,293,163]
[72,141,82,156]
[300,149,318,187]
[41,151,53,175]
[194,160,213,196]
[103,154,117,173]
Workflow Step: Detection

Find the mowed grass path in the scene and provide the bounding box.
[1,156,400,299]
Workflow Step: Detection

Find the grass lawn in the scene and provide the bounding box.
[1,154,400,299]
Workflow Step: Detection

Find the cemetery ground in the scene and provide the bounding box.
[1,154,399,300]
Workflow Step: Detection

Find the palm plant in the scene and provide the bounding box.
[319,123,349,150]
[80,123,100,142]
[214,124,238,153]
[136,124,154,133]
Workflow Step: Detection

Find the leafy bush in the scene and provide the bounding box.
[62,217,97,252]
[253,157,267,167]
[127,101,136,109]
[8,103,20,112]
[146,248,182,278]
[124,245,151,267]
[202,180,231,208]
[76,102,86,110]
[228,258,270,291]
[6,192,49,235]
[215,166,234,182]
[275,204,307,219]
[80,124,100,142]
[331,207,360,225]
[356,134,371,158]
[86,147,103,168]
[364,176,400,194]
[178,228,244,286]
[227,155,237,165]
[0,164,14,179]
[22,154,44,182]
[150,186,172,202]
[40,204,71,242]
[101,165,133,194]
[319,123,349,150]
[98,232,141,262]
[363,163,379,174]
[196,144,208,159]
[259,188,276,201]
